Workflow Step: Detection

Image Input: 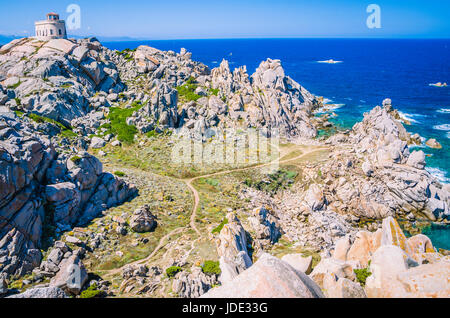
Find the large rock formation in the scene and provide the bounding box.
[214,213,253,284]
[202,253,324,298]
[0,113,136,278]
[0,38,124,124]
[323,101,450,222]
[318,216,449,298]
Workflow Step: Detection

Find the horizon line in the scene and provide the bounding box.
[2,34,450,43]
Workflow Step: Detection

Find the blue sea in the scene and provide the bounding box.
[105,39,450,249]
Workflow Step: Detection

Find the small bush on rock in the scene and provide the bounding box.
[166,266,182,278]
[201,261,221,276]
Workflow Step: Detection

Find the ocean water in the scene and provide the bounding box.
[104,39,450,183]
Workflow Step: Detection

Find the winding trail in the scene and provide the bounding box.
[184,146,328,238]
[101,145,328,277]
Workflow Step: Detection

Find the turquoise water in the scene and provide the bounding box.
[422,223,450,251]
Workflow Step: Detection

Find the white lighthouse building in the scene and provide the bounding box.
[35,13,67,41]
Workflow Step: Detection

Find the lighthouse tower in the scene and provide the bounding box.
[35,13,67,41]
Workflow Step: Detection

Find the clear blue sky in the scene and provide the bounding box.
[0,0,449,39]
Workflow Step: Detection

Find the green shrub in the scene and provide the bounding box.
[354,266,372,287]
[201,261,221,276]
[166,266,182,278]
[114,171,126,177]
[146,130,159,138]
[103,102,143,144]
[212,218,228,235]
[80,284,105,299]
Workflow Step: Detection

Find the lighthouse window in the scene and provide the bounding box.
[50,29,54,35]
[59,29,62,35]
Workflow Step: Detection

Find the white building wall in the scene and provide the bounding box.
[35,20,67,41]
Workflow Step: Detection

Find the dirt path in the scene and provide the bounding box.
[184,146,328,237]
[101,145,328,278]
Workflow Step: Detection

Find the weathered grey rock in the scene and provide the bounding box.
[281,254,313,274]
[406,151,426,169]
[202,254,324,298]
[7,286,68,298]
[90,136,106,149]
[130,205,157,233]
[216,213,253,284]
[173,267,219,298]
[323,274,367,298]
[0,114,136,278]
[50,255,88,295]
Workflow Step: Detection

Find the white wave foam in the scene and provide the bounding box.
[426,167,450,184]
[437,108,450,114]
[398,111,421,124]
[433,124,450,131]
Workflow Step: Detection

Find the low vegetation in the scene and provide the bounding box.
[212,217,228,235]
[354,263,372,287]
[27,113,77,138]
[176,77,202,102]
[80,283,105,299]
[244,169,298,195]
[100,101,143,144]
[201,261,221,276]
[166,266,182,278]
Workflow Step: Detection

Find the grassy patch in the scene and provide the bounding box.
[114,171,126,177]
[27,113,77,139]
[101,101,143,144]
[209,88,219,96]
[205,178,219,187]
[244,169,298,195]
[7,80,21,89]
[212,217,228,235]
[61,83,73,89]
[70,156,82,164]
[80,283,105,299]
[176,77,201,102]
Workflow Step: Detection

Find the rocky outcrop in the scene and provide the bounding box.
[7,286,67,298]
[215,213,252,284]
[0,113,137,278]
[49,254,88,295]
[201,253,324,298]
[172,267,219,298]
[319,216,449,298]
[248,207,282,247]
[0,37,124,124]
[129,205,157,233]
[281,254,313,275]
[322,101,450,222]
